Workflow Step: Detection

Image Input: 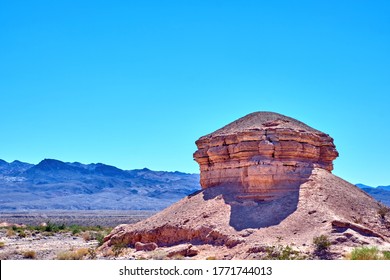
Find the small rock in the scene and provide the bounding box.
[135,242,158,252]
[166,244,199,258]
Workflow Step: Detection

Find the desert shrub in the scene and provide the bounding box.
[23,251,36,259]
[149,250,169,260]
[264,245,304,260]
[206,256,217,260]
[6,229,16,237]
[87,248,97,259]
[57,248,89,260]
[95,232,105,247]
[112,242,127,257]
[82,231,92,242]
[169,254,185,260]
[0,242,5,248]
[69,225,82,235]
[382,251,390,260]
[18,230,27,238]
[313,235,331,252]
[82,231,106,245]
[44,222,61,233]
[378,205,390,219]
[350,247,380,260]
[102,248,115,258]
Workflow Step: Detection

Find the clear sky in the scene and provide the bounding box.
[1,0,389,186]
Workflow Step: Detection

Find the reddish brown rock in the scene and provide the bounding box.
[135,241,158,251]
[193,112,338,199]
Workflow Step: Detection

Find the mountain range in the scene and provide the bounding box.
[0,159,200,210]
[356,183,390,206]
[1,158,389,211]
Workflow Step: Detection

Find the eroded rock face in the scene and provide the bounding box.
[193,112,338,196]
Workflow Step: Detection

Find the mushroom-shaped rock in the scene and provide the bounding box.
[193,112,338,198]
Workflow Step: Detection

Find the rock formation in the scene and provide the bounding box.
[194,112,338,199]
[101,111,390,260]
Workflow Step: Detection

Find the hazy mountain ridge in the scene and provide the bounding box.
[356,183,390,206]
[0,159,200,211]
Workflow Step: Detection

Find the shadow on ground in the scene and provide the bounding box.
[202,184,301,231]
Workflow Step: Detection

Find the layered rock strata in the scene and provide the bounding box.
[193,112,338,198]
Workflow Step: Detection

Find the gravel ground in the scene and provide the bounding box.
[0,210,155,227]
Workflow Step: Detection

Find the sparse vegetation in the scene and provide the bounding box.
[18,230,27,238]
[349,247,380,260]
[0,241,5,248]
[352,216,363,224]
[82,231,92,242]
[169,254,185,260]
[346,246,390,260]
[6,229,16,237]
[378,205,389,219]
[382,251,390,260]
[57,248,89,260]
[87,248,97,259]
[148,250,169,260]
[264,245,305,260]
[347,247,390,260]
[95,232,106,246]
[313,235,331,252]
[23,250,36,259]
[112,242,127,257]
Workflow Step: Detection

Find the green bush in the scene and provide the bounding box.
[313,235,331,252]
[382,251,390,260]
[350,247,380,260]
[18,230,27,238]
[264,245,304,260]
[112,242,127,257]
[95,232,105,246]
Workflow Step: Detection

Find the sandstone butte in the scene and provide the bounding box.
[101,112,390,259]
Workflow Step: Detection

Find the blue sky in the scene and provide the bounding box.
[1,0,389,186]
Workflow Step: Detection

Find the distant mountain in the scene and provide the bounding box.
[378,185,390,191]
[356,183,390,206]
[0,159,200,211]
[355,183,373,189]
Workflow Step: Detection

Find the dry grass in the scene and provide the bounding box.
[148,250,169,260]
[23,250,36,259]
[82,231,92,242]
[6,229,16,237]
[57,248,89,260]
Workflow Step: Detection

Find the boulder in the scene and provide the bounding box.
[135,242,158,251]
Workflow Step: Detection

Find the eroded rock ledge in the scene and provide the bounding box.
[193,112,338,197]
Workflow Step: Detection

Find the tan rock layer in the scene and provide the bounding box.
[194,127,338,194]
